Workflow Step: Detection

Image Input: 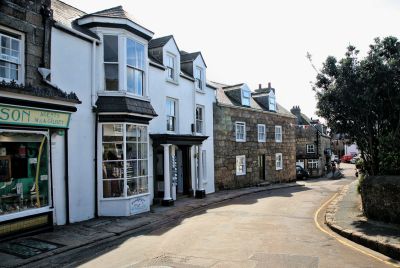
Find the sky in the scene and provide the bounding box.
[62,0,400,119]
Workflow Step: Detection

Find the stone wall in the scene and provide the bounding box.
[360,175,400,224]
[214,103,296,190]
[0,0,52,86]
[295,126,331,177]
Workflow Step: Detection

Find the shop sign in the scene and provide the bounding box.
[0,105,70,128]
[129,195,150,215]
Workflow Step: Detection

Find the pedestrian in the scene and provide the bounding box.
[331,161,336,176]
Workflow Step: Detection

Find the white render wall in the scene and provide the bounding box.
[148,41,215,197]
[51,28,96,223]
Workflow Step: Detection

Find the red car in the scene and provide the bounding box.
[341,154,353,163]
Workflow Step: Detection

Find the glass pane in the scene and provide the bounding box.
[126,160,138,178]
[126,125,138,142]
[103,180,124,198]
[136,42,144,69]
[103,143,123,161]
[127,178,138,196]
[138,126,147,142]
[0,132,49,215]
[103,35,118,62]
[138,160,148,176]
[103,124,123,142]
[127,66,134,93]
[127,38,135,66]
[102,161,124,179]
[126,142,137,160]
[105,64,119,91]
[135,69,143,96]
[138,143,147,159]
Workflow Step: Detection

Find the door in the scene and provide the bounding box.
[258,154,265,180]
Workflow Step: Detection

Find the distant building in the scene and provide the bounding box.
[213,83,296,189]
[290,106,331,177]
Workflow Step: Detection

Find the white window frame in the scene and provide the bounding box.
[166,53,176,82]
[166,97,178,132]
[236,155,246,175]
[101,31,148,98]
[0,26,25,84]
[196,104,205,134]
[235,122,246,142]
[306,144,315,154]
[126,37,146,96]
[257,124,266,142]
[275,125,282,142]
[241,89,251,106]
[195,66,204,90]
[276,153,283,170]
[308,159,319,169]
[100,123,149,199]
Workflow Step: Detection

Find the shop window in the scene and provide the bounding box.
[0,130,49,216]
[102,124,148,198]
[308,159,319,169]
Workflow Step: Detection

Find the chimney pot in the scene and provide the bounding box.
[259,84,262,89]
[268,82,271,88]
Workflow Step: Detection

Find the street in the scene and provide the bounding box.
[33,164,395,268]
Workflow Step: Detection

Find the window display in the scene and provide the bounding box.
[0,131,49,216]
[102,123,148,198]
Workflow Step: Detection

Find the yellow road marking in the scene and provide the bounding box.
[314,193,400,267]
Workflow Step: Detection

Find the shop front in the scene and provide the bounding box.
[0,101,75,239]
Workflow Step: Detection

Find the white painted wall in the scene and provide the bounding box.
[148,43,215,196]
[51,28,96,223]
[345,143,359,155]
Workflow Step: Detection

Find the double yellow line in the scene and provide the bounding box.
[314,193,400,267]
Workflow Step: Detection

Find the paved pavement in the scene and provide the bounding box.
[325,164,400,261]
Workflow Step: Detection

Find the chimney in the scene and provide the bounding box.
[268,82,271,89]
[259,84,262,89]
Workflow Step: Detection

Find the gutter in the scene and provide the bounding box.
[53,22,100,44]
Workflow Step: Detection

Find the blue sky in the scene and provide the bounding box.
[62,0,400,119]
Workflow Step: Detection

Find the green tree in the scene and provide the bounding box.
[312,37,400,175]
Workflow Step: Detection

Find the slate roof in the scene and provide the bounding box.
[212,81,294,117]
[149,35,174,49]
[180,51,201,63]
[0,80,81,103]
[96,96,157,117]
[52,0,99,40]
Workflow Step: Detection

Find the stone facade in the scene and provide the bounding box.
[291,106,331,177]
[0,0,52,86]
[214,103,296,190]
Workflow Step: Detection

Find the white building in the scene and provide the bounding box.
[49,1,215,223]
[147,36,216,205]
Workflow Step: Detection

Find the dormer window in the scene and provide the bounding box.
[166,54,176,81]
[103,34,147,96]
[127,38,145,96]
[241,89,251,106]
[269,91,276,111]
[195,67,203,90]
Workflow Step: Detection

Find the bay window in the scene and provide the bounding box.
[103,34,146,96]
[102,124,148,198]
[0,31,23,83]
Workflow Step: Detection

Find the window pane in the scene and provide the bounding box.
[126,125,137,142]
[138,160,148,176]
[127,39,144,70]
[127,38,135,66]
[127,160,138,178]
[103,180,124,198]
[105,64,119,91]
[102,161,124,179]
[167,116,175,131]
[136,42,145,70]
[103,124,123,142]
[127,177,148,196]
[138,126,147,142]
[138,143,147,159]
[126,142,137,160]
[104,35,118,62]
[135,69,143,96]
[127,66,134,93]
[103,143,123,161]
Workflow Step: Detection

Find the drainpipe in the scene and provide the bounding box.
[91,39,98,217]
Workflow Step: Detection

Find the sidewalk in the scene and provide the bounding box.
[325,180,400,260]
[0,182,303,268]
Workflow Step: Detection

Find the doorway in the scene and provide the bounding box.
[258,154,266,180]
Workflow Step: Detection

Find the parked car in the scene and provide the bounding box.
[341,154,353,163]
[296,165,310,180]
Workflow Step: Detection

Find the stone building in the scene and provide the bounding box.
[290,106,331,177]
[0,0,79,238]
[213,82,296,190]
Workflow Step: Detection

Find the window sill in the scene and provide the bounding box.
[195,89,205,94]
[258,140,266,143]
[100,192,150,201]
[166,79,179,86]
[98,91,150,101]
[236,139,246,142]
[275,140,282,143]
[236,173,246,176]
